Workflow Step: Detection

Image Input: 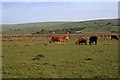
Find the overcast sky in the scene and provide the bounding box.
[2,2,118,24]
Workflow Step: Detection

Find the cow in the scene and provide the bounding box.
[75,37,87,45]
[61,34,70,42]
[49,34,70,44]
[89,36,98,45]
[49,36,62,44]
[111,35,118,40]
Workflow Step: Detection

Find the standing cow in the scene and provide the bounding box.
[89,36,98,45]
[111,35,118,40]
[75,37,87,45]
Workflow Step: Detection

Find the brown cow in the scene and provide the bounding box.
[75,37,87,45]
[49,36,62,44]
[61,34,70,42]
[49,34,70,44]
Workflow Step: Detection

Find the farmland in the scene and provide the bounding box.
[1,18,119,78]
[2,34,118,78]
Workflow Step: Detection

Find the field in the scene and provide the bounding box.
[2,34,118,78]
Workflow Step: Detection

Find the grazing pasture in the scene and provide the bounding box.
[2,34,118,78]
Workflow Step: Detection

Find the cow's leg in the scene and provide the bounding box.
[66,39,68,43]
[85,41,87,45]
[115,37,118,40]
[111,38,112,40]
[53,41,55,44]
[95,41,97,45]
[58,41,62,44]
[79,41,82,45]
[89,42,91,45]
[89,41,91,45]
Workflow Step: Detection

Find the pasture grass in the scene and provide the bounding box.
[2,39,118,78]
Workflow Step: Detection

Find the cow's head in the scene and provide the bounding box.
[49,39,53,44]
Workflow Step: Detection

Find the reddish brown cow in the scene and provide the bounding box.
[49,34,70,44]
[49,36,62,44]
[61,34,70,41]
[75,37,87,45]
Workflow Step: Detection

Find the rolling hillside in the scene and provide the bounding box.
[2,19,119,35]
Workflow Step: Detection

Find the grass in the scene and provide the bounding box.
[2,38,118,78]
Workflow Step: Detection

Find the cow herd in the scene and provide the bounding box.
[49,34,119,45]
[75,36,98,45]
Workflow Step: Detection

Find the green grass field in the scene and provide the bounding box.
[2,38,118,78]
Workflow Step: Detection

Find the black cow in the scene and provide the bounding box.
[89,36,98,45]
[111,35,118,40]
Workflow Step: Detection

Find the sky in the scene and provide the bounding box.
[1,2,119,24]
[1,0,120,2]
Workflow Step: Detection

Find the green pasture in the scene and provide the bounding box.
[2,39,118,78]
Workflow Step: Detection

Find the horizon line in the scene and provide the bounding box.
[1,18,118,25]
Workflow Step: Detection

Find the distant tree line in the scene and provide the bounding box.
[31,27,86,34]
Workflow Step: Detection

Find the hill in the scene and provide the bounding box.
[2,19,119,35]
